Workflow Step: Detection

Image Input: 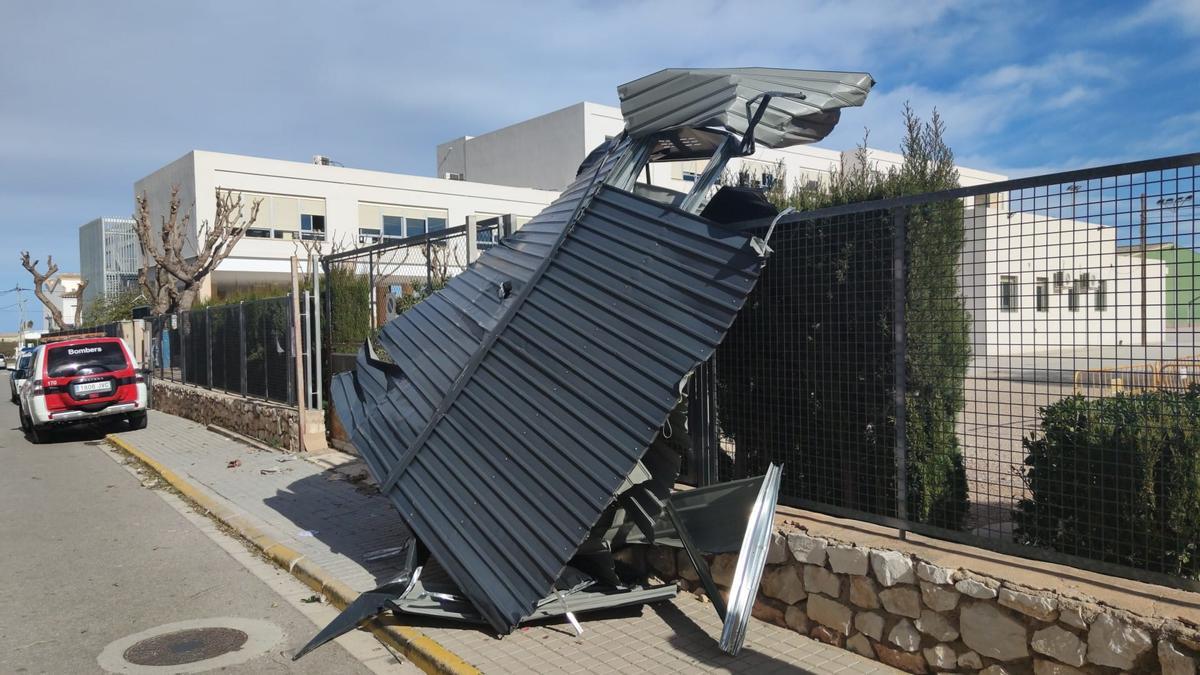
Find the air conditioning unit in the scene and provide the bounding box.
[1053,271,1067,292]
[444,172,464,181]
[312,155,334,166]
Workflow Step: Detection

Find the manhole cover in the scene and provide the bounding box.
[123,627,249,666]
[98,618,282,674]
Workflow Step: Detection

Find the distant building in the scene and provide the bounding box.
[436,101,1006,194]
[43,272,83,330]
[963,196,1167,358]
[133,151,559,301]
[1118,243,1200,328]
[79,217,140,309]
[136,103,1013,314]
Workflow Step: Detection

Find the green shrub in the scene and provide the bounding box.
[83,289,146,325]
[716,107,970,529]
[327,266,372,353]
[1015,389,1200,578]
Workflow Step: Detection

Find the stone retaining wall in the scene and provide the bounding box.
[649,523,1200,674]
[151,380,299,451]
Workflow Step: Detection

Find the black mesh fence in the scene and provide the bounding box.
[150,295,299,406]
[321,220,496,375]
[691,152,1200,589]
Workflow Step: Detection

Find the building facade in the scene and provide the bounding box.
[963,196,1167,359]
[78,216,139,309]
[42,273,83,330]
[436,101,1007,194]
[1126,244,1200,327]
[133,151,559,300]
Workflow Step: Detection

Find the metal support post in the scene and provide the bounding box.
[205,306,213,390]
[312,255,324,410]
[425,238,433,291]
[891,207,909,538]
[465,215,479,264]
[239,302,247,397]
[290,256,308,450]
[303,290,313,409]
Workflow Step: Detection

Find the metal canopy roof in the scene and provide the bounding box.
[332,149,765,634]
[618,67,875,149]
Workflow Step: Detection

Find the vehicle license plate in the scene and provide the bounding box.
[74,380,112,394]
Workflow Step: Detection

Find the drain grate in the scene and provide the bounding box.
[123,627,249,666]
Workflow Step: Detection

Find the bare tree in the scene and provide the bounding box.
[64,279,88,327]
[19,252,66,330]
[134,186,262,315]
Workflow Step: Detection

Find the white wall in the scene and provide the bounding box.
[436,102,611,191]
[964,204,1167,357]
[43,274,82,329]
[135,151,559,298]
[438,101,1009,196]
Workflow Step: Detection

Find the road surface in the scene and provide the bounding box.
[0,372,417,674]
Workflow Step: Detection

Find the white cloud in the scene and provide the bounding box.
[1120,0,1200,35]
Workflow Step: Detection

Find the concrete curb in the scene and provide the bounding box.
[105,433,481,675]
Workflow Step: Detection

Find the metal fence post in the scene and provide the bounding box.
[685,357,720,486]
[465,215,479,264]
[425,237,433,291]
[303,290,313,409]
[313,255,324,411]
[177,313,185,383]
[891,207,909,537]
[239,301,247,397]
[205,305,213,390]
[263,303,270,400]
[286,293,296,407]
[368,251,376,330]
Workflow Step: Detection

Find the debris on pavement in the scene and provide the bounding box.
[363,546,408,562]
[225,459,241,469]
[301,66,872,661]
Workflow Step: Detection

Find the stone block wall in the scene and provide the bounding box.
[651,524,1200,674]
[151,380,299,451]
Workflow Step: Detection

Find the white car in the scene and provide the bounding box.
[9,348,34,403]
[19,337,148,443]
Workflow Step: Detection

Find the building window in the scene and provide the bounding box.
[1094,279,1108,311]
[681,170,698,182]
[382,215,405,239]
[381,215,444,240]
[759,172,776,189]
[1000,276,1018,312]
[1035,277,1049,312]
[1068,286,1080,312]
[299,214,326,240]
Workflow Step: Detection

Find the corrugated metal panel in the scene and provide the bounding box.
[618,67,874,149]
[333,159,764,634]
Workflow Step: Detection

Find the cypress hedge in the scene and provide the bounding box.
[1015,389,1200,579]
[716,108,970,529]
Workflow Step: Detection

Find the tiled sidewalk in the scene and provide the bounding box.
[112,412,897,674]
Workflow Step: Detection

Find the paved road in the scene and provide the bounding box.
[0,373,414,674]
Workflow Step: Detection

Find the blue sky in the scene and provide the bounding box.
[2,0,1198,329]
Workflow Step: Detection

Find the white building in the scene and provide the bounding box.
[436,101,1006,194]
[133,151,559,299]
[43,272,83,330]
[134,101,1159,359]
[78,216,139,308]
[962,195,1167,358]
